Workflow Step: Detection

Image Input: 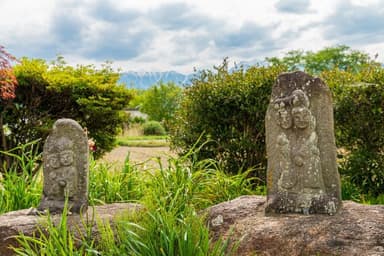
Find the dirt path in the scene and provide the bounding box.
[101,146,175,169]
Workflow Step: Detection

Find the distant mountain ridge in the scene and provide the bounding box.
[118,60,265,89]
[120,59,384,89]
[119,71,192,89]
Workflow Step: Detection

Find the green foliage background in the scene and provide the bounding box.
[321,66,384,196]
[170,46,384,196]
[139,82,183,130]
[170,59,285,179]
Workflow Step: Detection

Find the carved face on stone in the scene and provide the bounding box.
[278,109,292,129]
[60,150,74,166]
[275,103,292,129]
[292,107,311,129]
[47,154,60,169]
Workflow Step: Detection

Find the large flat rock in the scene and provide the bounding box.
[206,195,384,256]
[0,203,141,256]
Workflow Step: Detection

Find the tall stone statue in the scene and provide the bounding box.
[265,71,342,215]
[38,119,89,214]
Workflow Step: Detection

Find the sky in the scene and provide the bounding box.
[1,0,383,73]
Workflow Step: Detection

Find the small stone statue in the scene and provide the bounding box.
[265,71,342,215]
[38,119,89,214]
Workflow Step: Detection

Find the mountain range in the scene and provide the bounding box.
[119,60,384,89]
[118,61,264,89]
[119,71,193,89]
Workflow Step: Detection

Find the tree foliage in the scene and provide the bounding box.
[0,46,19,171]
[267,45,376,74]
[1,57,132,172]
[140,82,182,129]
[0,46,18,100]
[170,59,286,179]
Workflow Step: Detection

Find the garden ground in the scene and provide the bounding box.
[102,145,174,169]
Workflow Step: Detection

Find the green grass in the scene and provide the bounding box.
[117,135,169,147]
[2,140,384,255]
[117,139,169,147]
[13,199,94,256]
[88,154,144,205]
[120,135,169,140]
[8,143,254,255]
[0,140,43,214]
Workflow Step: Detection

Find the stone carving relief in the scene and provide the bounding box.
[45,138,78,200]
[265,71,342,215]
[273,90,325,213]
[38,119,88,214]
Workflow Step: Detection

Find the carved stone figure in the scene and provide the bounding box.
[265,71,342,215]
[38,119,89,214]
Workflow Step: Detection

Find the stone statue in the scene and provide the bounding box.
[265,71,342,215]
[38,119,89,214]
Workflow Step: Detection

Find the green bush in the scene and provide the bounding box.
[0,57,132,168]
[170,59,285,180]
[130,115,146,124]
[321,66,384,196]
[143,121,166,136]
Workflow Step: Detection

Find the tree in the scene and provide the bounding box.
[267,45,377,74]
[0,46,18,169]
[140,82,183,130]
[266,50,305,72]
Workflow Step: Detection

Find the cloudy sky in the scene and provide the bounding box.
[1,0,383,73]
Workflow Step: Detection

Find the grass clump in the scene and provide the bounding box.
[0,140,42,214]
[88,147,249,255]
[13,199,95,256]
[88,154,143,205]
[11,145,253,255]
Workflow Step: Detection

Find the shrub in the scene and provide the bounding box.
[0,57,132,168]
[170,59,286,180]
[322,65,384,196]
[130,116,146,124]
[340,149,384,196]
[143,121,166,136]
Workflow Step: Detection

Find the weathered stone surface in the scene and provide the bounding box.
[38,118,89,213]
[0,203,141,256]
[265,71,342,215]
[207,196,384,256]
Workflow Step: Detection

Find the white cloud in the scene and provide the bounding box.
[0,0,382,73]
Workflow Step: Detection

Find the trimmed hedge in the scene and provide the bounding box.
[170,60,286,180]
[322,67,384,196]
